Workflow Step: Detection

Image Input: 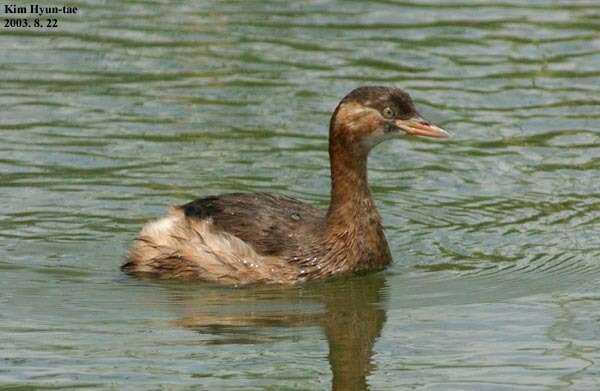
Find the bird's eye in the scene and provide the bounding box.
[382,107,394,119]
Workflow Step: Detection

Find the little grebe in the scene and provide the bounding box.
[123,86,448,285]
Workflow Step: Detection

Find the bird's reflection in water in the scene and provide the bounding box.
[169,273,388,391]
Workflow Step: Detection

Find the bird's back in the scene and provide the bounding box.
[123,193,326,284]
[180,192,326,259]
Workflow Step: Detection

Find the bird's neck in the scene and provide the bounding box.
[318,134,391,274]
[293,124,391,280]
[326,136,374,226]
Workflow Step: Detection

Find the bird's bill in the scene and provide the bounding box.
[395,116,449,138]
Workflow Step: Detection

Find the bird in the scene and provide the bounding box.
[122,86,449,285]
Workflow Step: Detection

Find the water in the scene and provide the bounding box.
[2,0,600,389]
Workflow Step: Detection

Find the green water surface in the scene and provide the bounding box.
[2,1,600,389]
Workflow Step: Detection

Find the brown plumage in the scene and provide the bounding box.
[123,86,449,285]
